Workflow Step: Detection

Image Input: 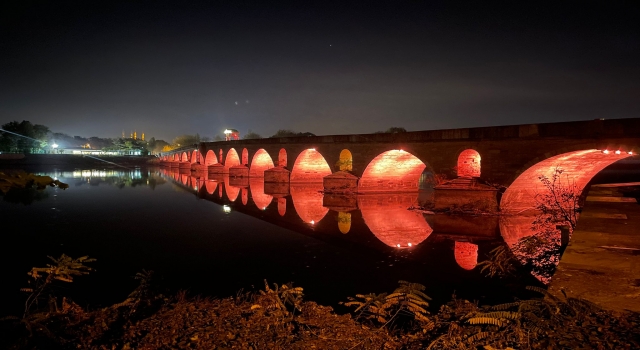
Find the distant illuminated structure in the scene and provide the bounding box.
[224,129,240,141]
[124,130,145,140]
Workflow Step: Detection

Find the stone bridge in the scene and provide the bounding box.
[159,118,640,212]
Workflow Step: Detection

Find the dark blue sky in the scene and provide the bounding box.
[1,1,639,141]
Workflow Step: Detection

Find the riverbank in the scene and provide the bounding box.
[1,278,638,349]
[0,154,155,168]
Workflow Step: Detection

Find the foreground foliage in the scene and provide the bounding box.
[1,257,639,349]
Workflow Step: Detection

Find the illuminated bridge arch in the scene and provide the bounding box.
[359,150,428,192]
[457,149,481,177]
[338,149,353,171]
[191,150,199,164]
[454,242,478,270]
[501,149,632,213]
[205,150,218,166]
[242,148,249,166]
[224,148,241,171]
[290,149,332,183]
[278,148,287,167]
[250,149,275,177]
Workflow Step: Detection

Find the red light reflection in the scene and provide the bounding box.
[358,193,433,248]
[249,177,273,209]
[454,242,478,270]
[290,183,329,224]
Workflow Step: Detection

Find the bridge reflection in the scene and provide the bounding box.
[157,167,561,283]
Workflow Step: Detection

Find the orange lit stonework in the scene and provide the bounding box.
[501,150,631,213]
[249,149,275,177]
[290,149,332,183]
[359,150,427,192]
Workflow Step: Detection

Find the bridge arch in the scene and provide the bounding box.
[191,150,199,164]
[501,149,632,213]
[290,149,332,183]
[338,149,353,171]
[278,148,287,167]
[224,148,241,171]
[205,150,218,166]
[359,150,428,192]
[457,149,481,177]
[250,149,275,177]
[242,148,249,166]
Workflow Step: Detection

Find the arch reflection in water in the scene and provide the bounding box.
[454,241,478,270]
[337,212,351,234]
[358,193,433,248]
[277,197,286,216]
[205,179,218,195]
[249,177,273,210]
[225,178,241,202]
[290,183,329,224]
[499,215,561,284]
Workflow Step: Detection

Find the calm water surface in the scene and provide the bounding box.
[6,165,624,317]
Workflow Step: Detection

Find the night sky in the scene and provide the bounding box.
[1,1,639,141]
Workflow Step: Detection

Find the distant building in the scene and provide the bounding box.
[58,148,144,156]
[224,129,240,141]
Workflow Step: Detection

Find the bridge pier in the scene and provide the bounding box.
[264,166,290,183]
[191,163,205,172]
[323,171,359,193]
[169,161,179,168]
[229,165,249,178]
[208,164,225,174]
[433,177,499,212]
[178,162,190,169]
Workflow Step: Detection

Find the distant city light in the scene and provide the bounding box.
[224,129,232,134]
[223,205,231,213]
[52,143,59,148]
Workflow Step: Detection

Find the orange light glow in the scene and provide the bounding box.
[205,180,218,195]
[338,149,353,171]
[249,149,275,177]
[191,150,198,164]
[249,177,273,210]
[457,149,481,177]
[278,197,286,216]
[242,148,249,165]
[241,188,248,205]
[278,148,287,167]
[501,149,632,212]
[224,148,241,171]
[291,183,329,224]
[359,150,427,192]
[454,242,478,270]
[290,149,332,183]
[337,212,351,234]
[205,150,218,166]
[225,182,240,202]
[358,194,433,248]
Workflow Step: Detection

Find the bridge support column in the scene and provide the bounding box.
[433,177,499,212]
[264,182,290,197]
[323,171,359,193]
[229,165,249,178]
[179,162,190,169]
[264,166,290,183]
[169,161,179,168]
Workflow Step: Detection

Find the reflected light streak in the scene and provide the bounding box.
[290,183,329,224]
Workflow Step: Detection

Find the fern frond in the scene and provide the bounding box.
[490,302,520,311]
[478,311,520,320]
[466,331,491,344]
[467,317,507,327]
